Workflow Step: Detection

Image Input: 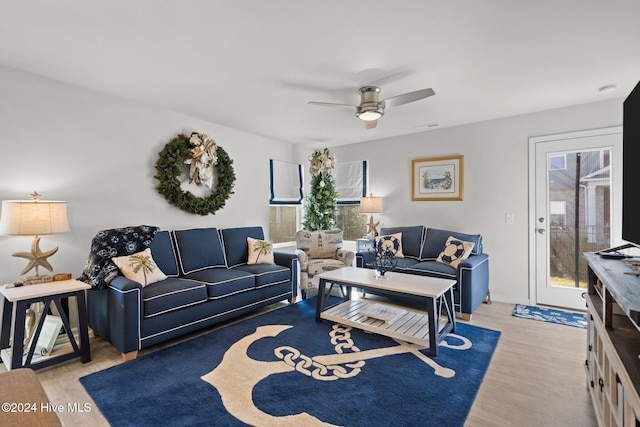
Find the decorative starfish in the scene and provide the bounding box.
[12,236,58,276]
[367,216,380,236]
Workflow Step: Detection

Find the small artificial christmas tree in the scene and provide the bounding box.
[303,148,338,231]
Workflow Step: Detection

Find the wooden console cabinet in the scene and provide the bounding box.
[584,252,640,426]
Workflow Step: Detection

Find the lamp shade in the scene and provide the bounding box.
[360,195,383,214]
[0,200,70,236]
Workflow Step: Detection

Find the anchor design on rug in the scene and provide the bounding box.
[201,323,472,426]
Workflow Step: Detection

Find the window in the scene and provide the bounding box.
[549,154,567,171]
[269,159,370,242]
[270,205,299,243]
[333,160,368,240]
[269,159,303,205]
[333,160,367,204]
[269,160,303,243]
[335,205,367,240]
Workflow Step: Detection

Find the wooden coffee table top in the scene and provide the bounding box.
[317,266,456,298]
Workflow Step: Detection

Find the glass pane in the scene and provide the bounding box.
[269,206,297,243]
[334,205,367,241]
[548,149,611,289]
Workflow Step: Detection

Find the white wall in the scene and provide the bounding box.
[0,66,294,285]
[296,98,623,304]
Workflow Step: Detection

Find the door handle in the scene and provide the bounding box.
[537,228,545,235]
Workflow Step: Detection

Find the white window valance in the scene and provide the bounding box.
[270,159,304,204]
[333,160,368,205]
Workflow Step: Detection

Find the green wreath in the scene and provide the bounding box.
[154,133,235,215]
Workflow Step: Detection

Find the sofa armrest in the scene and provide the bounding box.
[108,275,144,292]
[457,253,488,270]
[456,253,490,316]
[336,248,355,266]
[274,251,299,298]
[87,275,144,355]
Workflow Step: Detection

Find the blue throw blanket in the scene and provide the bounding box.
[77,225,159,289]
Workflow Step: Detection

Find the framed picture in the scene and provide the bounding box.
[412,155,464,201]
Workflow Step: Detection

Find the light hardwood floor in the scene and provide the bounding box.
[1,300,596,427]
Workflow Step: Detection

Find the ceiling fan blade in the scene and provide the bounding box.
[383,88,435,108]
[364,120,378,129]
[308,101,357,108]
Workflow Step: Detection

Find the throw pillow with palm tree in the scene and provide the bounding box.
[247,237,275,265]
[112,248,167,286]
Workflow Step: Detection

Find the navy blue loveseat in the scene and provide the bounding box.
[356,226,490,319]
[86,226,298,360]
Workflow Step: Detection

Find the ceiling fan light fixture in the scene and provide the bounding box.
[356,105,384,121]
[308,84,435,128]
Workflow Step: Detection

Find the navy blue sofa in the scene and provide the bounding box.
[86,226,298,360]
[356,226,490,320]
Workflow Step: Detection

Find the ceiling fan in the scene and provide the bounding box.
[308,86,435,129]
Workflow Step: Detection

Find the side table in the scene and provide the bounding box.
[356,238,374,253]
[0,279,91,370]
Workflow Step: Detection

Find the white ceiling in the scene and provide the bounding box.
[1,1,639,147]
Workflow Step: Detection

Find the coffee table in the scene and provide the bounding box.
[315,266,456,356]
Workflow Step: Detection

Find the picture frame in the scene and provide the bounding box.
[412,155,464,201]
[27,314,63,356]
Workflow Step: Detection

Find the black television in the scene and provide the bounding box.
[622,79,640,247]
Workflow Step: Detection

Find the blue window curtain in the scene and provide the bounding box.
[270,159,303,204]
[333,160,368,205]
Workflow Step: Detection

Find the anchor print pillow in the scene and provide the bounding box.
[436,236,475,268]
[375,232,404,258]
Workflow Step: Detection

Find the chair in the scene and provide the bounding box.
[295,229,355,299]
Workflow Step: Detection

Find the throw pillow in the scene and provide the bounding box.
[247,237,275,265]
[111,248,167,286]
[375,232,404,258]
[436,236,475,268]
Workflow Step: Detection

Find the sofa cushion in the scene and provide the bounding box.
[184,268,255,299]
[173,228,226,274]
[436,236,475,268]
[148,230,179,277]
[112,248,167,286]
[219,226,265,267]
[142,278,208,318]
[421,228,483,259]
[383,257,419,272]
[232,264,291,288]
[379,226,425,259]
[247,237,275,265]
[406,260,457,279]
[375,232,404,258]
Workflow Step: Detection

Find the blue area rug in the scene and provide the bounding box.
[512,304,587,329]
[81,298,501,426]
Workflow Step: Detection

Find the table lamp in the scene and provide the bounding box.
[0,192,70,278]
[360,193,383,237]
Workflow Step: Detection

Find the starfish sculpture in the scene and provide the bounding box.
[12,236,58,276]
[366,216,380,236]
